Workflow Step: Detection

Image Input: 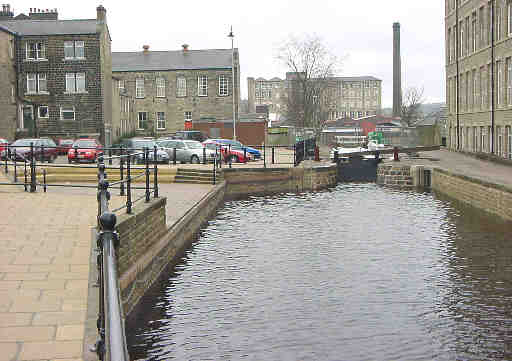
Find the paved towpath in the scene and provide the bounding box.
[0,171,213,361]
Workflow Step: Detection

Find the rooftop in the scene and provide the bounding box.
[112,49,235,72]
[0,18,98,35]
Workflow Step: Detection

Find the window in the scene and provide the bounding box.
[60,107,75,120]
[136,78,145,98]
[9,40,13,58]
[22,105,33,129]
[508,57,512,105]
[460,20,465,56]
[497,126,503,156]
[198,75,208,96]
[137,111,147,129]
[11,86,14,103]
[156,77,165,97]
[473,69,478,107]
[64,41,85,59]
[184,111,192,122]
[509,1,512,36]
[26,42,45,60]
[26,73,47,94]
[118,80,124,91]
[480,66,486,108]
[219,75,229,96]
[497,5,503,41]
[481,126,486,152]
[156,112,166,129]
[38,105,48,118]
[65,73,86,93]
[480,7,485,48]
[177,76,186,97]
[472,13,477,52]
[507,125,512,159]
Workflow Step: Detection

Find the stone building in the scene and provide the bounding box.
[247,74,382,121]
[112,44,240,137]
[445,0,512,159]
[0,9,17,141]
[0,5,113,144]
[112,76,136,142]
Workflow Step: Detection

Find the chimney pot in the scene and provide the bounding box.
[143,45,150,53]
[182,44,189,52]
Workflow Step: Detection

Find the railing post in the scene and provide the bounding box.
[119,147,125,196]
[263,142,266,168]
[24,158,27,191]
[203,146,206,165]
[153,145,158,198]
[173,148,176,165]
[213,153,216,185]
[294,142,296,166]
[229,145,232,168]
[43,169,47,193]
[272,147,275,164]
[30,142,36,192]
[126,155,132,214]
[244,147,247,162]
[74,145,78,164]
[334,150,339,163]
[219,146,222,169]
[4,145,7,173]
[13,150,17,183]
[145,147,150,203]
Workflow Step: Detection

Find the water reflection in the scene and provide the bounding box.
[126,184,512,360]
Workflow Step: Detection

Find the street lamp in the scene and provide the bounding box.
[228,26,236,140]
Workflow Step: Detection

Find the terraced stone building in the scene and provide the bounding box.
[112,44,240,137]
[0,5,112,143]
[445,0,512,159]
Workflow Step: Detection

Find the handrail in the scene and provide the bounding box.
[94,153,129,361]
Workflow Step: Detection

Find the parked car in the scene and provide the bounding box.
[121,138,169,164]
[7,138,58,162]
[157,139,217,164]
[174,130,208,142]
[57,139,75,155]
[0,138,8,159]
[67,138,103,163]
[203,139,252,163]
[210,138,262,159]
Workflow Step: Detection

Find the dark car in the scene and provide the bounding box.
[67,138,103,163]
[7,138,58,162]
[57,139,75,155]
[174,131,207,142]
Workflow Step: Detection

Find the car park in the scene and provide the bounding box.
[203,139,251,163]
[67,138,103,163]
[7,138,58,162]
[121,138,169,164]
[210,138,261,159]
[157,139,216,164]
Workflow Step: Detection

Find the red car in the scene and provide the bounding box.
[0,138,8,159]
[202,139,251,163]
[68,138,103,163]
[57,139,75,155]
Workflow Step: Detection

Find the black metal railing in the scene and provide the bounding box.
[93,153,129,361]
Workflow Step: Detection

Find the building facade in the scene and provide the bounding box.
[0,5,113,144]
[247,74,382,122]
[445,0,512,159]
[112,45,240,137]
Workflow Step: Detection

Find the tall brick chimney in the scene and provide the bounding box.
[392,22,402,118]
[0,4,13,20]
[96,5,106,25]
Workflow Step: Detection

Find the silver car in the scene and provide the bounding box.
[157,139,216,164]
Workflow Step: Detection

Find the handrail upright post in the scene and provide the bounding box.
[229,145,232,168]
[30,142,36,192]
[126,155,132,214]
[24,158,27,191]
[173,148,176,165]
[41,144,45,163]
[119,147,125,196]
[213,153,216,185]
[4,145,7,173]
[264,142,266,168]
[145,147,150,203]
[43,169,46,193]
[203,146,206,165]
[272,147,275,164]
[108,148,112,166]
[153,146,158,198]
[14,151,17,183]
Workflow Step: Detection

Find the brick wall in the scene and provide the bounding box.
[192,119,266,145]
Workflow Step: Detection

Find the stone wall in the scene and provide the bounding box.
[376,164,414,188]
[223,163,337,198]
[432,168,512,222]
[0,30,16,141]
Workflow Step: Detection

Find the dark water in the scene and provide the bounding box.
[126,184,512,361]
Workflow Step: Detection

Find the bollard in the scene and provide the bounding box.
[393,147,399,161]
[203,147,206,165]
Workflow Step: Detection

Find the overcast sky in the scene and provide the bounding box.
[11,0,446,107]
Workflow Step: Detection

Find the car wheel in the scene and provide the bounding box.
[190,155,200,164]
[68,158,72,164]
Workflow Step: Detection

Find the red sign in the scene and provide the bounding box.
[184,121,192,130]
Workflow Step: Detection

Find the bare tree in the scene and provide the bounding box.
[276,34,341,137]
[400,86,425,127]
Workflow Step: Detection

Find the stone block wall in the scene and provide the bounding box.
[376,164,414,188]
[432,168,512,222]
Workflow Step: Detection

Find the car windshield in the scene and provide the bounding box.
[184,141,203,149]
[73,140,97,148]
[12,139,39,147]
[133,140,158,149]
[61,140,74,145]
[204,143,218,150]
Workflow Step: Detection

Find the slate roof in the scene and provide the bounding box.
[0,19,98,35]
[329,76,382,82]
[112,49,234,72]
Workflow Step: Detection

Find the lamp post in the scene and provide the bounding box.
[228,26,236,140]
